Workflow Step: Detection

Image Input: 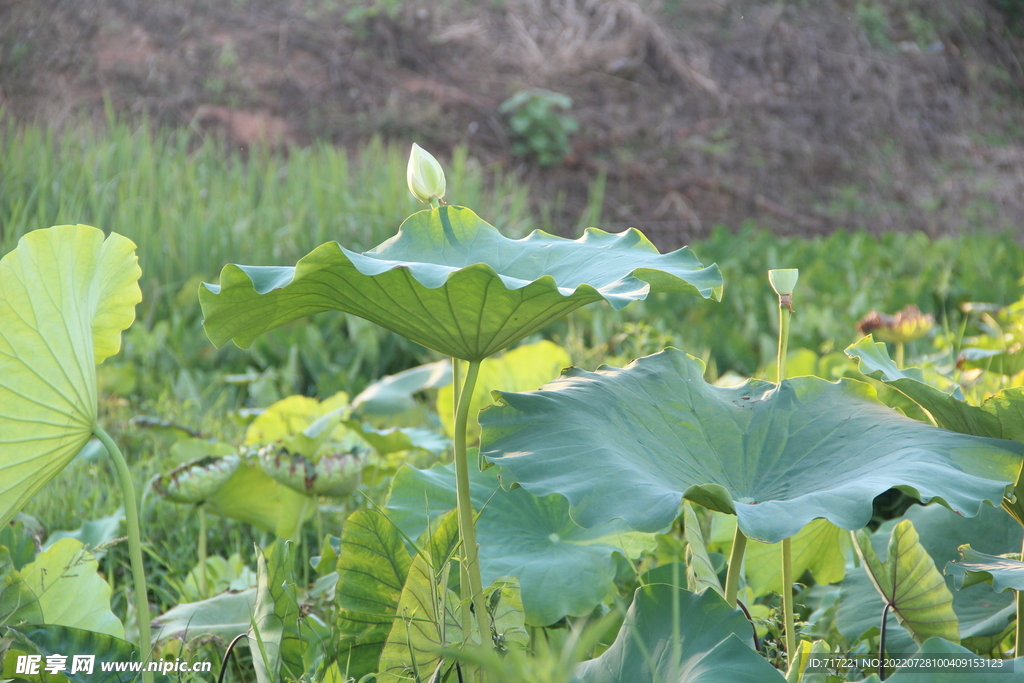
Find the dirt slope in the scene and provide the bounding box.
[3,0,1024,246]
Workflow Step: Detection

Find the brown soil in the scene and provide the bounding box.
[4,0,1024,247]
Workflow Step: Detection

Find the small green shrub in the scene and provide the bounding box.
[499,88,578,166]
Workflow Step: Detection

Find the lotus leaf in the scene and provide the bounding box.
[151,589,257,642]
[385,463,655,626]
[200,206,722,361]
[0,225,141,530]
[480,349,1024,543]
[250,542,304,683]
[351,360,451,416]
[947,545,1024,592]
[572,584,784,682]
[3,625,169,683]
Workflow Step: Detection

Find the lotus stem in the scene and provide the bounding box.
[879,601,893,680]
[782,538,796,658]
[94,425,153,683]
[1017,535,1024,656]
[775,283,797,659]
[895,342,905,370]
[198,505,208,598]
[724,524,747,609]
[452,359,491,648]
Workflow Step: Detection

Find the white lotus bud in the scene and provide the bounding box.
[406,143,446,204]
[768,269,799,296]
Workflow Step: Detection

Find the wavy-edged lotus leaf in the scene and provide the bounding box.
[480,348,1024,543]
[344,423,448,456]
[845,336,1020,437]
[18,539,124,639]
[154,454,240,505]
[151,588,257,642]
[385,463,655,626]
[257,442,365,497]
[351,360,451,416]
[0,225,141,530]
[847,337,1024,525]
[4,625,169,683]
[854,520,959,645]
[838,502,1021,649]
[244,392,352,457]
[437,341,571,442]
[947,545,1024,592]
[200,206,723,361]
[572,584,784,683]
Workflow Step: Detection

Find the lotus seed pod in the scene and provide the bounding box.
[856,304,935,344]
[768,269,799,296]
[406,143,446,204]
[155,454,240,505]
[257,441,366,498]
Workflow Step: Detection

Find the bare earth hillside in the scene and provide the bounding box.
[4,0,1024,246]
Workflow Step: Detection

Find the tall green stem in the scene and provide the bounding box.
[777,300,797,657]
[198,506,208,598]
[94,426,153,683]
[724,524,747,608]
[452,359,490,647]
[1017,535,1024,656]
[895,342,905,370]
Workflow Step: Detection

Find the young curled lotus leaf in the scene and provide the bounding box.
[154,454,240,505]
[199,206,723,361]
[0,225,141,529]
[479,348,1024,543]
[257,442,365,498]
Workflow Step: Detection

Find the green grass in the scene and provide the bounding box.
[0,114,535,313]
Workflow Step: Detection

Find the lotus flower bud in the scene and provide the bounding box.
[257,441,366,498]
[768,269,799,296]
[155,454,240,505]
[406,143,446,204]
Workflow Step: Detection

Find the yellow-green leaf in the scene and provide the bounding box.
[0,225,141,530]
[854,519,959,645]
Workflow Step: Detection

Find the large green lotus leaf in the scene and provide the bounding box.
[200,206,722,361]
[334,510,412,679]
[385,463,655,626]
[437,340,571,442]
[19,539,124,639]
[480,348,1024,543]
[0,225,141,530]
[572,585,785,683]
[838,502,1020,648]
[846,336,1024,439]
[854,519,959,645]
[947,545,1024,592]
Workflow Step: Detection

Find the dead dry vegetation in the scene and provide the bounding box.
[3,0,1024,246]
